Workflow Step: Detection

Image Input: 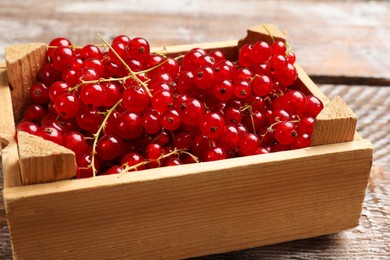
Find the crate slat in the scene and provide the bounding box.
[0,64,21,188]
[5,43,46,123]
[4,139,373,260]
[17,131,76,185]
[311,96,357,146]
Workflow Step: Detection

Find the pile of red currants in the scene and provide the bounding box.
[16,34,324,178]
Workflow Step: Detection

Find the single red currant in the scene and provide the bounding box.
[97,135,125,161]
[55,93,81,119]
[200,112,225,139]
[274,121,297,145]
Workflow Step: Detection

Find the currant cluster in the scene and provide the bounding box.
[16,34,324,178]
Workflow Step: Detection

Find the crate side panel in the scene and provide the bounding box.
[5,43,46,123]
[4,141,373,260]
[0,64,22,188]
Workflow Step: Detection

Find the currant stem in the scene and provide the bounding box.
[239,104,257,135]
[69,75,133,92]
[90,99,122,177]
[47,43,106,49]
[117,148,199,178]
[97,34,153,98]
[263,25,275,43]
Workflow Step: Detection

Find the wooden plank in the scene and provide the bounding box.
[3,139,373,260]
[5,43,46,123]
[0,64,21,188]
[0,1,390,82]
[311,96,357,146]
[17,131,76,185]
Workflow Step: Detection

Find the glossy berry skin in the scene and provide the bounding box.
[38,63,61,86]
[55,93,80,119]
[128,37,150,61]
[62,69,79,87]
[16,121,39,137]
[51,46,75,72]
[224,107,243,125]
[76,154,98,179]
[122,85,150,113]
[251,75,273,97]
[173,131,191,149]
[116,111,144,139]
[62,131,89,157]
[164,158,183,166]
[238,44,254,67]
[283,90,306,115]
[76,107,104,132]
[101,82,121,107]
[271,41,287,56]
[217,125,240,150]
[83,59,105,77]
[298,117,315,135]
[30,83,50,104]
[102,165,123,175]
[240,133,260,155]
[194,66,215,90]
[252,41,271,64]
[278,63,297,87]
[96,135,125,161]
[213,80,234,102]
[80,83,107,107]
[161,109,182,131]
[146,143,163,161]
[200,112,225,139]
[81,45,103,60]
[291,133,310,149]
[203,147,227,162]
[49,81,70,102]
[179,98,206,126]
[152,90,174,113]
[234,81,252,99]
[303,96,324,118]
[23,104,46,123]
[36,126,63,145]
[47,37,72,59]
[274,121,297,145]
[121,152,146,171]
[141,109,162,134]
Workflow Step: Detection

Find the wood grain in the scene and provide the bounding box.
[311,96,357,146]
[1,0,390,82]
[3,139,372,260]
[5,43,46,123]
[0,64,21,189]
[17,131,76,185]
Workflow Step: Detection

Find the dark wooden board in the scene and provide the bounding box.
[0,0,390,82]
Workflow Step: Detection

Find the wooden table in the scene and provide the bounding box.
[1,0,389,258]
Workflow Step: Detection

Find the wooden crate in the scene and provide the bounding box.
[0,25,373,259]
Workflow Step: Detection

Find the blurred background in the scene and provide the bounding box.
[1,0,389,79]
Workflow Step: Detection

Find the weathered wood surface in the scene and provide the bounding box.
[1,0,390,84]
[1,0,389,259]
